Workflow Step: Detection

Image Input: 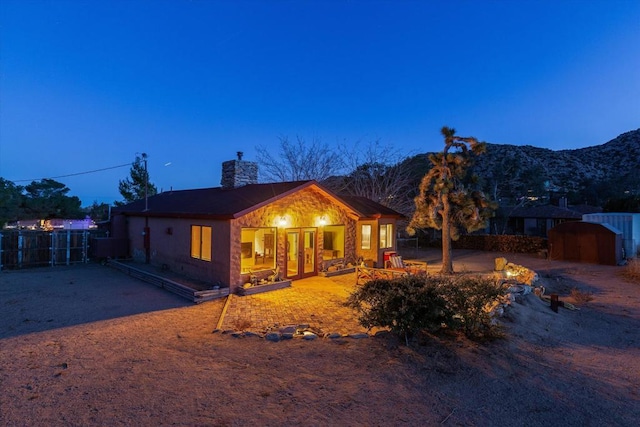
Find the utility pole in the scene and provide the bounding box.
[142,152,148,212]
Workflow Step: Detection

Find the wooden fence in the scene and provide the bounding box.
[0,230,107,270]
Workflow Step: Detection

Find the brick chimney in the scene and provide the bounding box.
[221,151,258,189]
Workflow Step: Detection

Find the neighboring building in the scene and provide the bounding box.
[500,198,601,237]
[582,213,640,258]
[548,221,624,265]
[109,154,403,293]
[4,217,97,231]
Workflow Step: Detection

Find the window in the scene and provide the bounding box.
[191,225,212,261]
[241,227,276,272]
[322,225,345,259]
[379,223,393,249]
[361,224,371,250]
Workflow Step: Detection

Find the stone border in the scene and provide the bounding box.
[213,323,377,342]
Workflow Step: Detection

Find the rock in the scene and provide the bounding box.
[265,332,281,342]
[495,257,508,271]
[302,332,317,340]
[327,332,342,339]
[244,331,262,338]
[279,325,297,334]
[349,333,369,339]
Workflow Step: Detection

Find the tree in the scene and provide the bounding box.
[22,178,83,219]
[87,201,111,221]
[407,127,495,274]
[118,153,157,205]
[335,139,416,216]
[255,136,346,183]
[0,178,24,226]
[256,137,415,216]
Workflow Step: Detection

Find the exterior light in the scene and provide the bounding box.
[319,215,327,226]
[278,216,287,227]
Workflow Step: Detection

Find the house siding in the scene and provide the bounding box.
[125,216,231,287]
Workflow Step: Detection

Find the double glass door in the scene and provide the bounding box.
[285,228,316,280]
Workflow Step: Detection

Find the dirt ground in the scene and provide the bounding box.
[1,250,639,426]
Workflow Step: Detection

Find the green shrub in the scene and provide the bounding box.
[345,274,508,344]
[345,275,452,345]
[442,275,508,339]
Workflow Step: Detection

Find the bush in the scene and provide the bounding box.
[442,275,509,339]
[622,259,640,284]
[345,275,452,345]
[345,274,508,343]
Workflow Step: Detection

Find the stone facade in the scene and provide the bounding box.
[230,187,357,290]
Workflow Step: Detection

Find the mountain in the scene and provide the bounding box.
[402,129,640,207]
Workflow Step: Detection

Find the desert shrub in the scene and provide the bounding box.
[345,275,452,345]
[622,259,640,284]
[346,274,508,343]
[569,287,594,304]
[439,275,508,340]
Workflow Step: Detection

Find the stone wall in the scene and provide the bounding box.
[221,160,258,189]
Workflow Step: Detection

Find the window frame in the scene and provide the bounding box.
[361,224,372,250]
[191,225,212,261]
[379,223,394,249]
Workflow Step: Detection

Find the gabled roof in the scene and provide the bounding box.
[112,180,403,220]
[509,205,586,220]
[336,194,405,219]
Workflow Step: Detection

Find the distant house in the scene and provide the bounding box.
[110,154,403,293]
[4,217,97,231]
[500,198,601,237]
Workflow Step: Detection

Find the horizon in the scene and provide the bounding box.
[1,1,639,206]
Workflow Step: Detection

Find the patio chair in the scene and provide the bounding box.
[385,254,427,275]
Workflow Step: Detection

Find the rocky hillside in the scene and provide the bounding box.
[403,128,640,206]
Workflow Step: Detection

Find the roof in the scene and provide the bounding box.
[112,180,403,220]
[336,194,405,219]
[509,205,584,220]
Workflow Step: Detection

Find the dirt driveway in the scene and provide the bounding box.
[1,250,639,426]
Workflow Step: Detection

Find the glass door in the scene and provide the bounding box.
[285,228,317,280]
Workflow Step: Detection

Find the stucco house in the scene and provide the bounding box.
[109,155,403,294]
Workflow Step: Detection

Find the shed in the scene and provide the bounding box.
[582,213,640,258]
[548,221,623,265]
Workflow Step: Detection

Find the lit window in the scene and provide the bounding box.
[361,224,371,250]
[191,225,212,261]
[380,223,393,249]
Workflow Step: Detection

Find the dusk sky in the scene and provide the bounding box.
[1,0,639,207]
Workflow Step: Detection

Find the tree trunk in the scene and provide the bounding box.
[441,193,454,274]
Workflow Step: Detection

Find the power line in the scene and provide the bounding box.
[11,162,132,183]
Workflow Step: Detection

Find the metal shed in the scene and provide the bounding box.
[548,221,623,266]
[582,213,640,258]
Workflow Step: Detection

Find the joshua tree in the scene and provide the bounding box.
[407,126,495,274]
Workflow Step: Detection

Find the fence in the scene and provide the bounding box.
[0,230,108,270]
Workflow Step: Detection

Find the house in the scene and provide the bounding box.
[499,198,601,237]
[109,154,403,293]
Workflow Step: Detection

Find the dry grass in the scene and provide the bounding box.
[570,287,594,304]
[621,258,640,284]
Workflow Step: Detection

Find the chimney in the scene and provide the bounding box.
[221,151,258,189]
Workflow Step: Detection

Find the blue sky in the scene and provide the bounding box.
[1,0,639,206]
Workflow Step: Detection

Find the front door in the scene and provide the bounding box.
[285,228,317,280]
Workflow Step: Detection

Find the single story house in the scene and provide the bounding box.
[110,155,403,293]
[499,198,601,237]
